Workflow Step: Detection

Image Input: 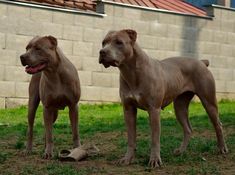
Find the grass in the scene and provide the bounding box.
[0,101,235,174]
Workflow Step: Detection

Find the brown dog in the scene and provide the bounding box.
[20,36,81,159]
[99,29,228,168]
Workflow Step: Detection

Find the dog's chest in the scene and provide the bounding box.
[125,91,147,109]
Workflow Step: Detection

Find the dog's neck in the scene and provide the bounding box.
[42,47,62,79]
[119,43,151,88]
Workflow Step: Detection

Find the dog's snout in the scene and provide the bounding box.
[99,49,106,57]
[20,54,28,66]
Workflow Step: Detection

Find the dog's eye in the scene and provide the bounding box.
[35,47,41,51]
[102,41,105,47]
[115,40,123,46]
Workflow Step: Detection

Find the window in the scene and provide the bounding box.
[231,0,235,8]
[184,0,218,9]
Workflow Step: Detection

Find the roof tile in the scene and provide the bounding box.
[17,0,207,16]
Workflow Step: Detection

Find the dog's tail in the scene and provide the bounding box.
[201,59,209,67]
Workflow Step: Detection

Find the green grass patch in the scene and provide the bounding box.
[0,102,235,174]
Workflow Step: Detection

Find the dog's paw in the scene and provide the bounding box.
[173,148,183,156]
[42,152,53,159]
[148,155,162,169]
[219,145,228,154]
[117,155,133,165]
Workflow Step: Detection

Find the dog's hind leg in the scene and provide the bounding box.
[173,91,194,155]
[198,94,228,154]
[25,73,41,154]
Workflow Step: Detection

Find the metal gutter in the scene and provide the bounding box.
[0,0,106,17]
[98,0,213,19]
[212,4,235,12]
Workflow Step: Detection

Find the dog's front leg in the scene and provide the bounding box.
[43,107,54,159]
[69,104,80,148]
[148,108,162,168]
[118,105,137,165]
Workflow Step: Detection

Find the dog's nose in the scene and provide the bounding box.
[99,49,106,57]
[20,54,27,66]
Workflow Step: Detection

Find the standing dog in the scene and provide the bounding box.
[99,29,228,168]
[20,36,81,159]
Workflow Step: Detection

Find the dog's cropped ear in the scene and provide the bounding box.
[46,35,57,48]
[123,29,137,44]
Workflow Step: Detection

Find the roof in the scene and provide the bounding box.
[16,0,207,17]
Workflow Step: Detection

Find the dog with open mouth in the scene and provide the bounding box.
[20,36,81,159]
[99,29,228,168]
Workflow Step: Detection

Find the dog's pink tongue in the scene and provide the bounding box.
[25,64,45,74]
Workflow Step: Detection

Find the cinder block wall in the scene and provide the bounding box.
[0,2,235,108]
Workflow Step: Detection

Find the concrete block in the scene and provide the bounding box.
[184,27,198,40]
[68,55,82,70]
[5,97,28,108]
[167,25,183,38]
[74,15,94,27]
[208,67,219,79]
[17,19,42,36]
[111,73,119,88]
[101,65,119,73]
[113,5,124,17]
[202,42,221,55]
[80,86,101,101]
[173,39,191,53]
[198,29,214,42]
[205,19,220,30]
[213,31,228,44]
[82,57,102,72]
[5,66,30,82]
[101,87,120,102]
[210,56,228,68]
[78,71,92,86]
[226,81,235,93]
[83,28,103,43]
[15,82,29,98]
[123,8,141,20]
[105,4,114,16]
[94,16,113,30]
[0,49,17,65]
[138,35,157,49]
[0,97,5,109]
[41,22,63,39]
[141,11,158,21]
[132,20,150,34]
[217,68,233,81]
[92,72,112,87]
[53,11,74,25]
[156,37,174,51]
[174,15,191,26]
[6,34,32,51]
[213,8,221,19]
[227,33,235,44]
[0,81,15,97]
[0,65,4,81]
[149,23,168,37]
[92,42,102,57]
[227,57,235,69]
[0,16,18,34]
[113,17,132,29]
[8,5,30,18]
[220,44,233,57]
[0,32,5,49]
[58,39,73,55]
[215,80,226,92]
[73,41,93,56]
[30,8,53,22]
[63,25,83,41]
[158,13,176,24]
[220,20,234,32]
[0,3,7,16]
